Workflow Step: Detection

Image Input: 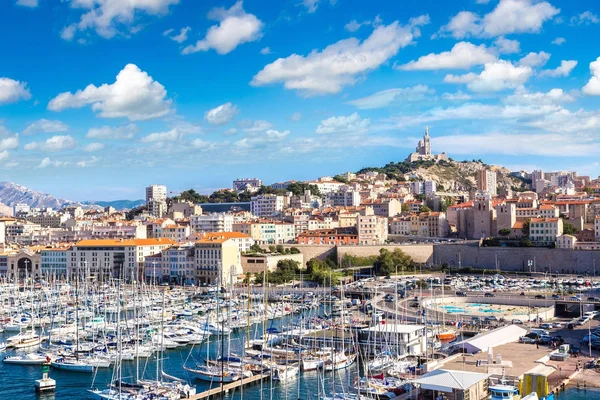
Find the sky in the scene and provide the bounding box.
[1,0,600,201]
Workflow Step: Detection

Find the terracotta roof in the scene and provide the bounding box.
[512,221,524,229]
[530,217,559,223]
[539,205,556,210]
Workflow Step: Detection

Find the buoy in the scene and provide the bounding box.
[34,362,56,392]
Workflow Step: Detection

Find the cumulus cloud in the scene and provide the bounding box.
[290,112,302,121]
[344,15,382,32]
[539,60,577,78]
[301,0,319,13]
[243,120,274,132]
[38,158,69,168]
[61,0,179,40]
[234,129,289,150]
[16,0,38,7]
[437,0,559,38]
[582,57,600,95]
[182,1,263,55]
[86,124,137,139]
[442,91,472,101]
[25,135,77,152]
[316,113,370,134]
[140,128,183,143]
[347,85,434,109]
[570,11,599,25]
[0,135,19,151]
[0,77,31,104]
[551,37,566,45]
[399,42,496,70]
[493,37,520,54]
[205,102,238,125]
[252,19,427,95]
[48,64,172,121]
[518,51,551,68]
[83,142,105,152]
[444,60,532,92]
[260,47,271,55]
[504,88,576,105]
[23,119,69,135]
[163,27,190,43]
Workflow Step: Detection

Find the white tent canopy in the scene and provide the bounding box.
[452,325,527,354]
[412,369,491,393]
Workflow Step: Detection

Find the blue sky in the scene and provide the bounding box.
[1,0,600,200]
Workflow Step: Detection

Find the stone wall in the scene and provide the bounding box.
[433,243,600,274]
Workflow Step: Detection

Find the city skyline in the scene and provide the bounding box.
[1,0,600,200]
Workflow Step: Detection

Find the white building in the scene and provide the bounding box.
[13,203,30,215]
[325,190,360,207]
[250,194,285,217]
[529,217,563,246]
[146,184,168,218]
[233,178,262,192]
[389,216,412,235]
[424,181,437,195]
[357,209,389,245]
[190,213,234,233]
[155,224,190,242]
[477,169,497,196]
[41,247,69,278]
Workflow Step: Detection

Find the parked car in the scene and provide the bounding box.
[587,297,600,302]
[570,296,582,301]
[512,319,524,324]
[455,291,467,297]
[519,336,536,344]
[552,322,563,328]
[484,292,495,297]
[535,295,546,299]
[539,323,553,329]
[567,322,575,330]
[538,335,553,344]
[551,294,561,300]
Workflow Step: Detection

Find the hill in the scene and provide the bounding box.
[356,159,529,194]
[0,181,72,212]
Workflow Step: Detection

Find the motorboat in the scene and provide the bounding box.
[51,357,95,372]
[272,365,300,381]
[437,329,457,341]
[3,352,51,365]
[489,380,520,400]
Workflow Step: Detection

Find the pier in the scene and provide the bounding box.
[188,373,271,400]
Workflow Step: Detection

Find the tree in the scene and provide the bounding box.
[563,221,579,235]
[249,243,264,254]
[521,219,531,237]
[373,248,413,275]
[287,182,321,197]
[276,244,285,254]
[419,205,431,213]
[498,228,512,236]
[401,203,410,213]
[332,174,350,184]
[268,245,277,253]
[290,247,301,254]
[172,189,210,204]
[242,272,252,284]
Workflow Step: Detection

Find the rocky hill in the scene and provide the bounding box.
[357,159,529,194]
[0,181,72,213]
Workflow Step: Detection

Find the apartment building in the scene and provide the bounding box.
[232,221,295,244]
[69,238,175,281]
[195,232,252,286]
[190,213,234,233]
[326,190,361,207]
[361,199,401,218]
[146,184,168,218]
[297,227,358,245]
[389,216,413,235]
[250,194,285,217]
[529,218,563,246]
[41,247,69,278]
[233,178,263,192]
[477,169,497,196]
[155,224,190,242]
[357,209,388,245]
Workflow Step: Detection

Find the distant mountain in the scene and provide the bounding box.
[80,199,145,210]
[0,181,72,213]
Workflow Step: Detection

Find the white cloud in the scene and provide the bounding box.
[437,0,559,38]
[182,1,263,55]
[301,0,319,13]
[345,20,368,32]
[234,129,289,150]
[570,11,599,25]
[0,151,9,162]
[504,88,576,105]
[539,60,577,77]
[224,128,238,136]
[76,156,100,168]
[476,0,490,3]
[86,124,137,139]
[444,60,532,92]
[25,135,77,152]
[442,91,472,101]
[260,47,271,55]
[0,77,31,104]
[551,37,566,45]
[252,19,427,95]
[0,135,19,151]
[243,120,274,132]
[48,64,172,121]
[290,112,302,121]
[83,142,105,152]
[582,57,600,96]
[140,128,182,143]
[347,85,434,109]
[435,132,598,157]
[23,119,69,135]
[61,0,179,40]
[190,139,217,150]
[205,102,238,125]
[38,158,68,168]
[163,27,190,43]
[518,51,551,68]
[493,37,520,54]
[316,113,370,134]
[16,0,38,7]
[399,42,496,70]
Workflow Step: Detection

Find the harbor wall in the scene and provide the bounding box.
[433,244,600,274]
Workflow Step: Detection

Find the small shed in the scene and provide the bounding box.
[411,369,491,400]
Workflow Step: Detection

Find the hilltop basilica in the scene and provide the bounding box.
[405,127,448,163]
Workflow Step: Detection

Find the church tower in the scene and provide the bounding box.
[423,126,431,155]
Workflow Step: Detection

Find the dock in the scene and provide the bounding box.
[188,373,271,400]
